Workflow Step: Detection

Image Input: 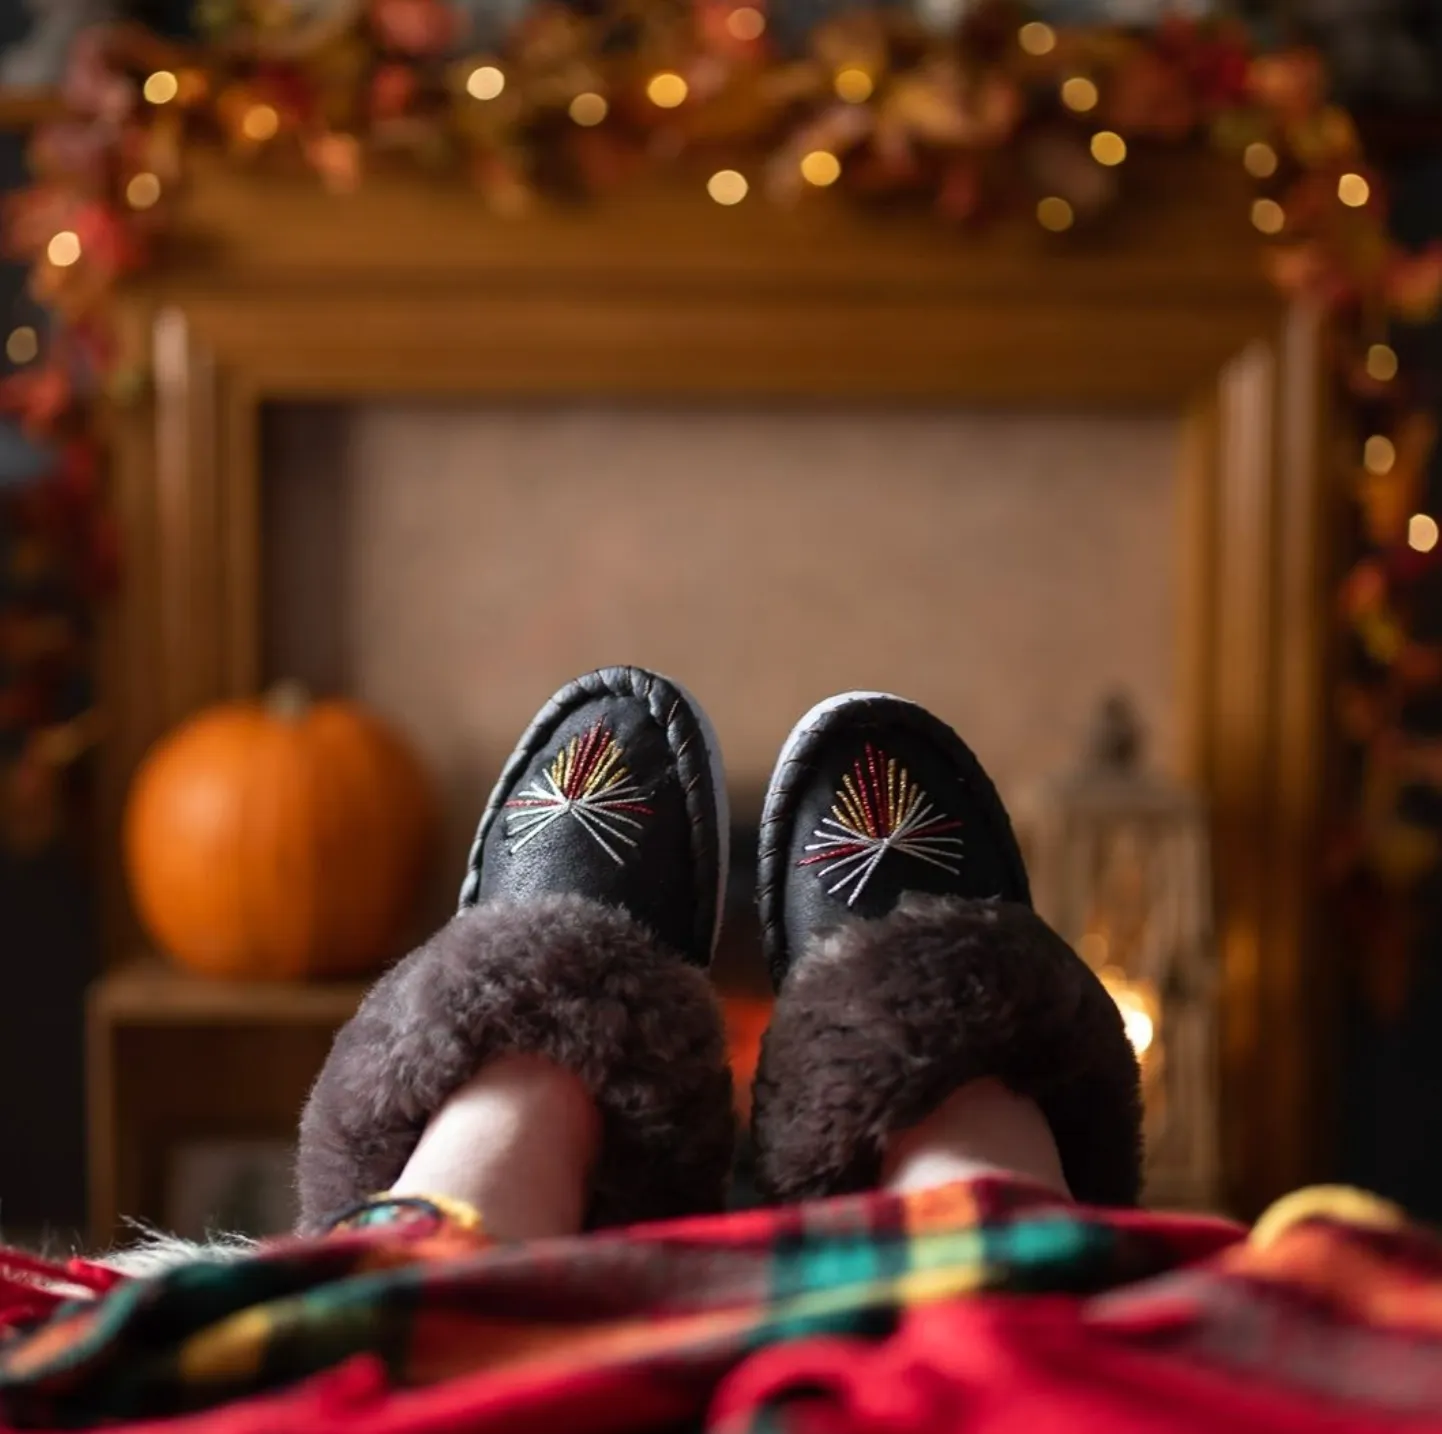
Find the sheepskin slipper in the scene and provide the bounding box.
[460,665,729,968]
[297,893,735,1232]
[756,691,1031,989]
[752,692,1140,1208]
[750,896,1144,1208]
[297,666,734,1232]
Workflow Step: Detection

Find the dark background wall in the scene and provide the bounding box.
[1336,143,1442,1218]
[0,0,93,1237]
[1249,0,1442,1218]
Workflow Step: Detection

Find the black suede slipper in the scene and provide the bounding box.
[296,667,735,1234]
[462,665,728,965]
[757,691,1031,989]
[751,692,1143,1208]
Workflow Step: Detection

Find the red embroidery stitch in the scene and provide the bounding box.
[505,721,654,866]
[800,743,963,903]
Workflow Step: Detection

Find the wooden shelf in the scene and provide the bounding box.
[83,961,776,1243]
[0,89,66,129]
[92,959,369,1027]
[86,960,369,1244]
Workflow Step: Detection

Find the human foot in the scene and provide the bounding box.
[296,667,735,1234]
[751,692,1143,1208]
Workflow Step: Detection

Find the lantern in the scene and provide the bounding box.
[1028,693,1220,1211]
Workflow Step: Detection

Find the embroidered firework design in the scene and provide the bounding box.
[800,744,964,903]
[505,721,654,866]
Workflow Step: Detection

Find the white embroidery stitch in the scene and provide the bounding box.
[505,720,653,866]
[800,743,963,903]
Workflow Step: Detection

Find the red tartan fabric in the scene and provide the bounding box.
[717,1188,1442,1434]
[717,1298,1442,1434]
[1,1181,1440,1433]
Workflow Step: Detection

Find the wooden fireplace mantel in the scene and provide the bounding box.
[96,147,1332,1229]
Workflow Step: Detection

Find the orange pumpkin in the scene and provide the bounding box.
[124,684,436,980]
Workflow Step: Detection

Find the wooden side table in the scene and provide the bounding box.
[86,962,366,1244]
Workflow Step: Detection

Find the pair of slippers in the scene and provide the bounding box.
[296,667,1143,1233]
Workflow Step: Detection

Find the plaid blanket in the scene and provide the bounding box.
[0,1179,1439,1433]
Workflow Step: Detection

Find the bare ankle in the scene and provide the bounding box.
[391,1054,601,1239]
[880,1077,1071,1198]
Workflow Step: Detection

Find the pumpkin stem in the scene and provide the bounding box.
[266,681,312,721]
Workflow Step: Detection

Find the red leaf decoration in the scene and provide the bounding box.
[369,0,461,56]
[0,365,72,436]
[1248,50,1326,121]
[370,63,418,120]
[1384,244,1442,322]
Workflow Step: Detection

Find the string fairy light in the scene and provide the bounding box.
[726,7,765,40]
[1091,131,1126,166]
[1409,514,1440,553]
[125,172,161,209]
[834,68,873,104]
[46,231,80,267]
[569,92,608,126]
[1251,198,1284,234]
[1018,21,1056,55]
[1243,141,1278,178]
[707,169,748,205]
[646,72,688,108]
[1037,196,1074,232]
[800,150,841,186]
[1061,76,1098,113]
[1338,172,1370,207]
[143,70,179,104]
[1366,344,1398,382]
[466,66,505,101]
[242,104,279,140]
[5,327,37,365]
[1364,434,1396,475]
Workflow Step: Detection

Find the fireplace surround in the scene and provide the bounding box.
[89,149,1332,1235]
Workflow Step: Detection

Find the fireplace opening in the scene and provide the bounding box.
[261,399,1181,989]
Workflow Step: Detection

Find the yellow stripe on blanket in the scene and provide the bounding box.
[177,1306,273,1383]
[1250,1185,1408,1251]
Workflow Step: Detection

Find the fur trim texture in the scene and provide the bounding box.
[296,894,735,1233]
[751,895,1144,1208]
[97,1230,258,1276]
